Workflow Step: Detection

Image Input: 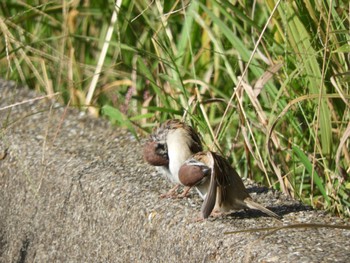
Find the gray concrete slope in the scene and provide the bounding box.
[0,80,349,262]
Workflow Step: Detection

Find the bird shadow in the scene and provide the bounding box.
[228,185,313,219]
[245,185,274,194]
[227,203,313,220]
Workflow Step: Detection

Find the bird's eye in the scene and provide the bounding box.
[203,168,211,176]
[156,143,166,151]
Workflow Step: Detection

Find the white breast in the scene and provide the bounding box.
[166,129,193,184]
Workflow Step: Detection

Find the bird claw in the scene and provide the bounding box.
[176,186,191,198]
[160,185,191,199]
[159,185,179,199]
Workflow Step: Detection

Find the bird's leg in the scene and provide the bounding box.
[177,186,191,198]
[160,184,180,198]
[210,209,224,218]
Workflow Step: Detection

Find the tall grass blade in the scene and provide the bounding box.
[292,145,331,206]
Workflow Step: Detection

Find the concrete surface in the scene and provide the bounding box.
[0,80,349,262]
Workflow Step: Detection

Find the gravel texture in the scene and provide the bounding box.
[0,80,349,262]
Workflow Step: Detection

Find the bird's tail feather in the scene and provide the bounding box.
[244,199,282,220]
[201,152,217,219]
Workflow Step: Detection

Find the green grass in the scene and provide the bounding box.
[1,0,349,217]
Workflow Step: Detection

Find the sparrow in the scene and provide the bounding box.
[143,119,203,197]
[178,151,281,219]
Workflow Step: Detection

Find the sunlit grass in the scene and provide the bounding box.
[1,0,349,217]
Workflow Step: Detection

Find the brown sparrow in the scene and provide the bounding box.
[143,119,203,197]
[178,151,281,219]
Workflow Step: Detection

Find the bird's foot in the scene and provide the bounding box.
[160,185,180,199]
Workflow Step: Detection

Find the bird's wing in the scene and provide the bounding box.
[212,152,251,211]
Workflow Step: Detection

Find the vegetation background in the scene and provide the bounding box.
[0,0,349,217]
